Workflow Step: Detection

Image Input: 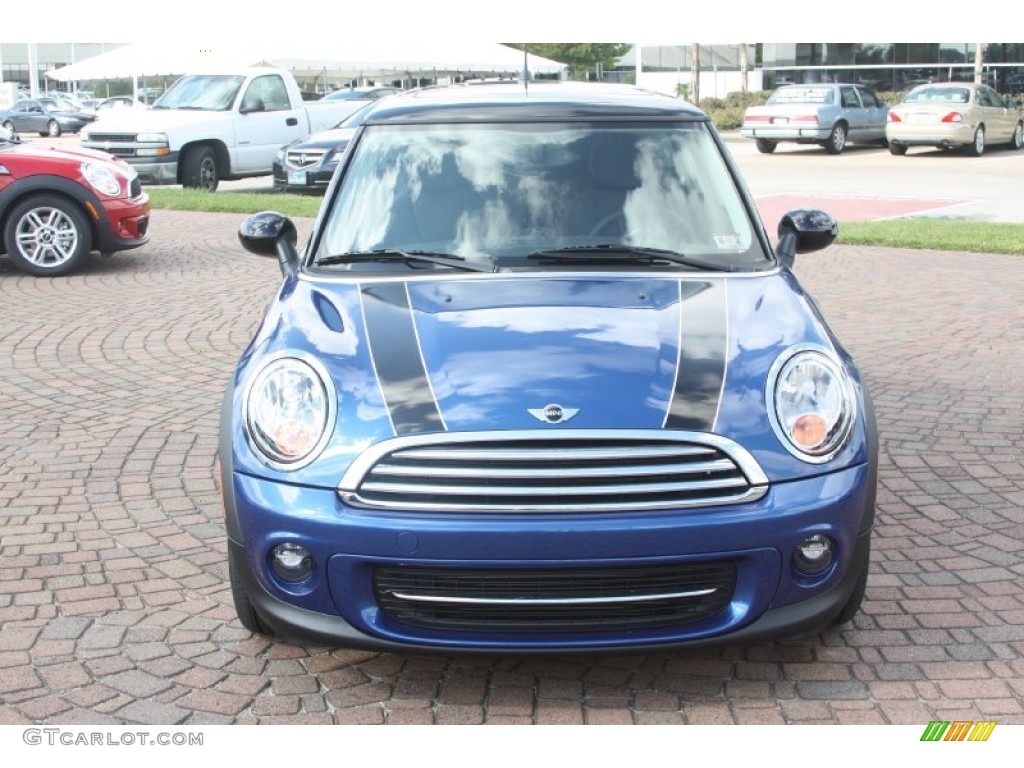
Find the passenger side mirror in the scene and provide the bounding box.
[775,209,838,269]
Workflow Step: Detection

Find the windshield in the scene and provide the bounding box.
[905,86,971,104]
[154,75,245,110]
[315,121,764,271]
[768,86,835,105]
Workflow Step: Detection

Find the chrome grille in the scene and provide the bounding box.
[339,430,768,512]
[374,561,737,631]
[87,132,136,143]
[286,148,326,169]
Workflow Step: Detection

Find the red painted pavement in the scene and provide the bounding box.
[755,194,965,226]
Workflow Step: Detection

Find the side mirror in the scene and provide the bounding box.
[775,208,838,268]
[239,97,265,114]
[239,211,299,277]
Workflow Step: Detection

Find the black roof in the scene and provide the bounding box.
[361,82,708,124]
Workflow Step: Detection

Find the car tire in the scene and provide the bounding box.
[888,142,907,156]
[824,122,847,154]
[755,138,777,154]
[2,194,92,277]
[47,120,62,138]
[181,145,219,191]
[966,125,985,157]
[1009,122,1023,151]
[832,540,870,626]
[2,119,15,135]
[229,546,273,636]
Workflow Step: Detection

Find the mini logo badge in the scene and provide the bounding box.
[528,404,579,424]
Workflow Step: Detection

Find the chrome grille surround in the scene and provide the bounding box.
[285,148,327,170]
[338,430,769,513]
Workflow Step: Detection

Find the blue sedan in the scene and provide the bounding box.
[221,83,877,653]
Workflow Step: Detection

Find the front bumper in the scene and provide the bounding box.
[93,194,151,252]
[226,462,874,652]
[120,154,180,185]
[271,160,335,194]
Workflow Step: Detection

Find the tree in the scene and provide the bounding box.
[508,44,632,81]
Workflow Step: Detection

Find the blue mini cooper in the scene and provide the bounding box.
[221,82,877,653]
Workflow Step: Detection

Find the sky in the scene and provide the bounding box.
[4,1,996,47]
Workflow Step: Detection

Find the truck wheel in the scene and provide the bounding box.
[181,145,219,191]
[3,194,92,276]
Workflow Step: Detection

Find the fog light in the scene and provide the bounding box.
[270,543,313,582]
[794,534,834,574]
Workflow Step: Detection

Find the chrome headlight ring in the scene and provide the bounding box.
[766,344,857,464]
[242,353,337,471]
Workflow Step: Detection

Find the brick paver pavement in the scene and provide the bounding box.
[1,210,1021,725]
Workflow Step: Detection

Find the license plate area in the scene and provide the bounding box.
[288,170,307,186]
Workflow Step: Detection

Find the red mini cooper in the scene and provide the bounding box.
[0,124,150,276]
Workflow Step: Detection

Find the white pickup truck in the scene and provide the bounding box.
[81,67,365,191]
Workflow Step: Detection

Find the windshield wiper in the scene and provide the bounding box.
[526,244,734,272]
[316,249,494,273]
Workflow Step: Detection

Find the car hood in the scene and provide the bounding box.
[289,127,357,151]
[84,108,220,134]
[229,272,871,487]
[1,140,132,171]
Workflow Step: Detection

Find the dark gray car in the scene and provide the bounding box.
[0,99,94,138]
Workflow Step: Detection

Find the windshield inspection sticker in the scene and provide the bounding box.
[714,234,744,249]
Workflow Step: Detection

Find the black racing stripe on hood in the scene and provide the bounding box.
[664,280,727,431]
[361,282,444,435]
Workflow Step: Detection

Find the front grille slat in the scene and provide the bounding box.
[372,457,737,480]
[374,562,737,632]
[339,431,768,513]
[361,475,750,497]
[86,132,137,143]
[391,444,718,462]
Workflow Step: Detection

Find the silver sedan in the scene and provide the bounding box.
[886,82,1024,157]
[741,83,889,155]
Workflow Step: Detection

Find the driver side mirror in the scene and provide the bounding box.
[239,97,266,114]
[775,208,838,269]
[239,211,299,277]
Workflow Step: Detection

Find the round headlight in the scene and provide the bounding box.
[81,161,123,196]
[768,347,855,462]
[244,356,335,468]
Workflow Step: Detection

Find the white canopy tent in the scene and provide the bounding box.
[45,42,567,91]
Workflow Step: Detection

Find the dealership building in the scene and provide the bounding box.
[625,44,1024,98]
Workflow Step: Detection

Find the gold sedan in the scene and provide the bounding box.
[886,82,1024,157]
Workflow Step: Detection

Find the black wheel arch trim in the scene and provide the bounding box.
[219,381,244,543]
[0,174,102,251]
